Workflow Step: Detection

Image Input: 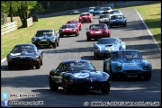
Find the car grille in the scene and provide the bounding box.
[12,57,34,63]
[38,41,49,45]
[125,70,141,74]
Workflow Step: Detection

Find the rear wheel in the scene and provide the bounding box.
[75,32,79,36]
[60,34,63,37]
[49,77,58,91]
[52,43,56,48]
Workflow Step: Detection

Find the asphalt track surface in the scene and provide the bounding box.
[1,9,161,107]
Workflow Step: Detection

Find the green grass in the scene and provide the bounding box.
[116,2,161,48]
[1,2,161,59]
[1,15,79,59]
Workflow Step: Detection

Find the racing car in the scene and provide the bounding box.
[67,20,82,31]
[103,50,152,80]
[94,38,126,58]
[79,12,93,23]
[109,14,127,27]
[99,14,111,25]
[59,24,79,37]
[7,43,43,69]
[49,59,111,94]
[32,30,60,48]
[86,23,111,41]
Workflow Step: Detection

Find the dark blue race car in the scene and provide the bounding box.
[103,50,152,80]
[7,44,43,69]
[109,14,127,27]
[32,30,60,48]
[49,59,111,94]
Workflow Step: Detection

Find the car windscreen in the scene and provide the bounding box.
[64,62,96,72]
[100,15,109,18]
[89,24,105,29]
[120,51,142,59]
[111,15,123,20]
[12,45,35,53]
[80,14,89,16]
[98,38,117,44]
[62,25,76,29]
[36,31,53,37]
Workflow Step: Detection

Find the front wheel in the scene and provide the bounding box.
[143,73,151,81]
[49,77,58,91]
[35,62,40,69]
[8,62,13,70]
[87,37,91,41]
[101,84,110,94]
[63,80,71,94]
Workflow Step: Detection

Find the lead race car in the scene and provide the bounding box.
[7,43,43,69]
[49,59,111,94]
[103,50,152,80]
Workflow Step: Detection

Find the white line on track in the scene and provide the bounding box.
[135,9,161,52]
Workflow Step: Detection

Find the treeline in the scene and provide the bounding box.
[30,1,114,15]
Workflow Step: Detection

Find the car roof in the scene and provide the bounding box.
[14,43,35,47]
[61,59,90,64]
[37,30,54,32]
[80,12,90,14]
[99,37,118,40]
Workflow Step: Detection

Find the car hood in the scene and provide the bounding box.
[69,70,108,82]
[110,19,124,22]
[98,44,117,50]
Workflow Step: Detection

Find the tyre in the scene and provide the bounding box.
[75,32,79,36]
[60,34,63,37]
[63,80,71,94]
[87,37,91,41]
[40,59,43,66]
[49,77,58,91]
[35,62,40,69]
[101,84,110,94]
[57,41,59,47]
[8,62,13,70]
[124,22,127,27]
[143,73,151,81]
[52,43,56,48]
[94,52,98,59]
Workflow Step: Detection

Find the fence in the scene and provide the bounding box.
[27,17,33,27]
[1,21,17,35]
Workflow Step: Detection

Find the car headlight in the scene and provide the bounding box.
[32,38,36,43]
[143,65,148,70]
[115,65,122,71]
[60,29,64,32]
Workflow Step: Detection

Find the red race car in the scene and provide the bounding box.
[59,24,79,37]
[86,23,110,41]
[79,12,93,23]
[67,20,82,31]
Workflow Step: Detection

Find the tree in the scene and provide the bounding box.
[16,1,37,27]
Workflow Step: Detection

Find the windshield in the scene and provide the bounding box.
[110,10,120,14]
[12,45,35,53]
[89,24,105,29]
[36,31,53,37]
[63,62,96,72]
[80,14,90,16]
[111,15,123,20]
[111,51,142,59]
[98,38,117,44]
[62,25,76,29]
[100,15,109,18]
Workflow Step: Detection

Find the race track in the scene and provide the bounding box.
[1,9,161,107]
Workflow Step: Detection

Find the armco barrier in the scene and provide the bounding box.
[1,21,17,36]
